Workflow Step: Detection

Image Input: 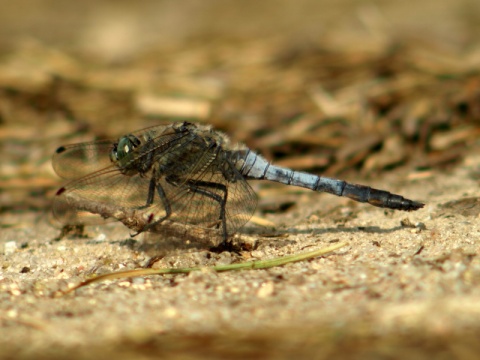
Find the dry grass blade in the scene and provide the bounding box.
[59,242,348,295]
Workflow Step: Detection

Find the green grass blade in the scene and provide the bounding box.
[60,242,348,295]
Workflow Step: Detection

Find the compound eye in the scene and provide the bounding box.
[116,135,140,160]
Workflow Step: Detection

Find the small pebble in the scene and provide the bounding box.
[4,241,17,255]
[94,233,107,241]
[257,281,275,298]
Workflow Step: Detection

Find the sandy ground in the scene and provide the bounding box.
[1,153,479,359]
[1,0,480,358]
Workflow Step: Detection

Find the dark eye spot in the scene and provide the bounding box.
[56,146,66,154]
[56,187,66,196]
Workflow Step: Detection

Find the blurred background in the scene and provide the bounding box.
[0,0,479,218]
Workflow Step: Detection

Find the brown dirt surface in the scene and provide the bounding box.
[1,1,480,359]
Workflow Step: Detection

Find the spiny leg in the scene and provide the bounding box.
[136,177,159,209]
[144,177,156,207]
[132,178,172,236]
[185,180,228,243]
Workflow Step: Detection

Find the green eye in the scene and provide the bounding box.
[112,135,140,161]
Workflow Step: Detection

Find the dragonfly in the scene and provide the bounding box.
[52,121,424,246]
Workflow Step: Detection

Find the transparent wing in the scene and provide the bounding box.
[52,123,176,226]
[52,122,178,180]
[52,140,114,180]
[137,153,257,238]
[52,166,152,226]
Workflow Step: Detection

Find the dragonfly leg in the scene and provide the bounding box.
[185,180,228,243]
[136,177,158,209]
[132,178,172,236]
[140,177,156,208]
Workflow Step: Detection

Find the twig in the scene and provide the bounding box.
[60,192,220,244]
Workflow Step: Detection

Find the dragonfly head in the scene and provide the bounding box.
[110,134,141,162]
